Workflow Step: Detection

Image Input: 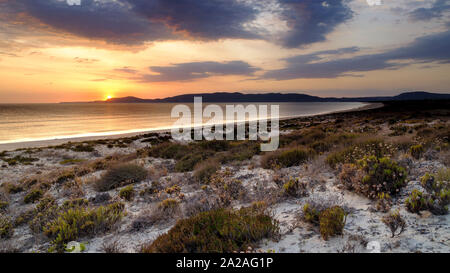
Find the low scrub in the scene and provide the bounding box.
[0,214,13,239]
[261,147,314,169]
[94,164,148,192]
[409,144,424,160]
[141,206,279,253]
[44,202,125,252]
[338,156,407,199]
[24,189,44,204]
[119,185,135,201]
[302,203,347,241]
[193,160,220,183]
[382,210,406,238]
[326,139,395,169]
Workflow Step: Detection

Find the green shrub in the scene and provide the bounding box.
[3,183,23,194]
[24,189,43,204]
[0,201,8,211]
[71,144,95,152]
[382,210,406,238]
[410,145,424,159]
[302,203,320,225]
[356,156,407,199]
[261,147,313,169]
[141,206,279,253]
[0,214,13,238]
[44,202,125,252]
[405,190,431,214]
[94,164,148,191]
[119,186,134,201]
[158,198,180,210]
[326,139,395,169]
[193,160,220,183]
[319,206,347,241]
[165,185,181,195]
[148,142,188,160]
[282,178,306,197]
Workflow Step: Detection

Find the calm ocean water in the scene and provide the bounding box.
[0,102,366,144]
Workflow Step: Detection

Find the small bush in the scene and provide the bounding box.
[119,186,135,201]
[24,189,43,204]
[319,206,347,241]
[410,145,424,159]
[282,178,306,197]
[0,201,8,213]
[141,206,279,253]
[158,198,180,210]
[261,147,313,169]
[193,160,220,183]
[0,214,13,238]
[356,156,407,199]
[3,183,23,194]
[326,139,395,169]
[44,202,125,252]
[375,193,392,213]
[302,203,321,225]
[165,185,181,195]
[405,190,431,214]
[382,210,406,238]
[94,164,148,192]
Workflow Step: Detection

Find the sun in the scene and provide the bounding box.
[105,95,113,100]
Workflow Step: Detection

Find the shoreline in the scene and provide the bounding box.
[0,102,382,152]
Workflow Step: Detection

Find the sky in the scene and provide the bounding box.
[0,0,449,103]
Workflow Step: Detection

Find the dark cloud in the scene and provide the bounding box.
[277,0,354,48]
[127,0,260,40]
[140,61,259,82]
[0,0,355,48]
[8,0,174,45]
[263,31,450,80]
[409,0,450,21]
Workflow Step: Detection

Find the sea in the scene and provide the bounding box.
[0,102,367,144]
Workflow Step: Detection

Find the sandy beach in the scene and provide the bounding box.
[0,101,448,253]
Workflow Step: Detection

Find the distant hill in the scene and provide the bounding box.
[62,91,450,103]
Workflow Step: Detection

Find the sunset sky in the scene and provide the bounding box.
[0,0,449,103]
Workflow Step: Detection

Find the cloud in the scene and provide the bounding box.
[409,0,450,21]
[0,0,355,48]
[127,0,260,40]
[74,57,99,64]
[114,66,139,74]
[262,30,450,80]
[139,61,259,82]
[7,0,175,45]
[277,0,354,48]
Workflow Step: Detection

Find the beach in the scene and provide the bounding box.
[0,101,448,253]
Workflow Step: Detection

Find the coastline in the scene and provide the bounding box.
[0,102,382,152]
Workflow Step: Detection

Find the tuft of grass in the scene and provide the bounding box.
[0,214,13,239]
[193,160,220,183]
[0,201,8,211]
[409,144,424,160]
[261,147,314,169]
[158,198,180,210]
[319,206,347,241]
[119,185,134,201]
[44,202,125,252]
[141,206,279,253]
[59,159,84,165]
[24,189,43,204]
[94,164,148,192]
